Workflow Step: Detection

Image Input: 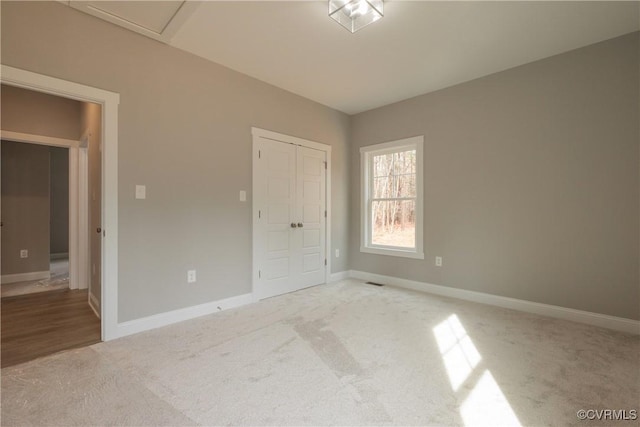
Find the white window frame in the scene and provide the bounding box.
[360,135,424,259]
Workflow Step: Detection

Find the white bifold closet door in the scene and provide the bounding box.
[254,137,326,300]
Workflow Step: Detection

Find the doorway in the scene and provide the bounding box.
[0,137,101,367]
[252,128,331,300]
[0,142,71,298]
[1,64,120,341]
[0,85,103,366]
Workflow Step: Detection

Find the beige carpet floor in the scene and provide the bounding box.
[1,279,638,426]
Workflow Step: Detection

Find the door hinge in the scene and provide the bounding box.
[324,161,327,169]
[258,210,261,219]
[258,270,261,279]
[324,259,327,266]
[324,210,327,218]
[258,150,261,159]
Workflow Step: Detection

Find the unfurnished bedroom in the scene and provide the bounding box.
[0,1,638,426]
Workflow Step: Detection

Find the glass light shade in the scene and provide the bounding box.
[329,0,383,33]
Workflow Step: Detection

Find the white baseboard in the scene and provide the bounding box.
[115,292,254,339]
[349,270,640,335]
[89,292,101,319]
[1,270,50,285]
[329,271,350,282]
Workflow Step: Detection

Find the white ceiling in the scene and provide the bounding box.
[68,1,640,115]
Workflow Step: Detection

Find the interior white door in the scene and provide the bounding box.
[254,137,326,299]
[255,138,297,299]
[296,146,326,288]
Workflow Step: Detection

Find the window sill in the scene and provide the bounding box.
[360,246,424,260]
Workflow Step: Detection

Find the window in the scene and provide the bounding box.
[360,136,424,259]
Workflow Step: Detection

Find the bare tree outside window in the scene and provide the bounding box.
[371,149,416,248]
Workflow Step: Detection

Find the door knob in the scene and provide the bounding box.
[97,227,102,233]
[290,223,297,228]
[297,223,303,228]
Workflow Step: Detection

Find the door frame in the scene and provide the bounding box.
[1,65,120,340]
[251,127,332,300]
[78,133,92,313]
[0,130,86,292]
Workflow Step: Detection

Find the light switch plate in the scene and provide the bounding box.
[135,185,146,200]
[239,190,246,202]
[187,270,196,283]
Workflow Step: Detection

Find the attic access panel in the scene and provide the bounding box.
[67,1,198,43]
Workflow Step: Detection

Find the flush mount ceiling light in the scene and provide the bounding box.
[329,0,383,33]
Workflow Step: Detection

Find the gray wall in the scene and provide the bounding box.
[1,84,81,140]
[80,102,103,308]
[1,141,51,276]
[350,32,640,320]
[1,1,351,322]
[50,146,69,256]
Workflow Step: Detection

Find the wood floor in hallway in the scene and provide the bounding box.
[1,289,100,368]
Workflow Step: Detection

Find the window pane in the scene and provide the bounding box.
[373,176,389,198]
[373,153,393,177]
[373,149,416,198]
[393,173,416,198]
[371,200,416,248]
[393,150,415,175]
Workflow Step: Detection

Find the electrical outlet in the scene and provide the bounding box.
[435,256,443,267]
[20,249,28,258]
[335,249,340,258]
[187,270,197,283]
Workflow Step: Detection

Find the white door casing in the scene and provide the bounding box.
[252,128,330,300]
